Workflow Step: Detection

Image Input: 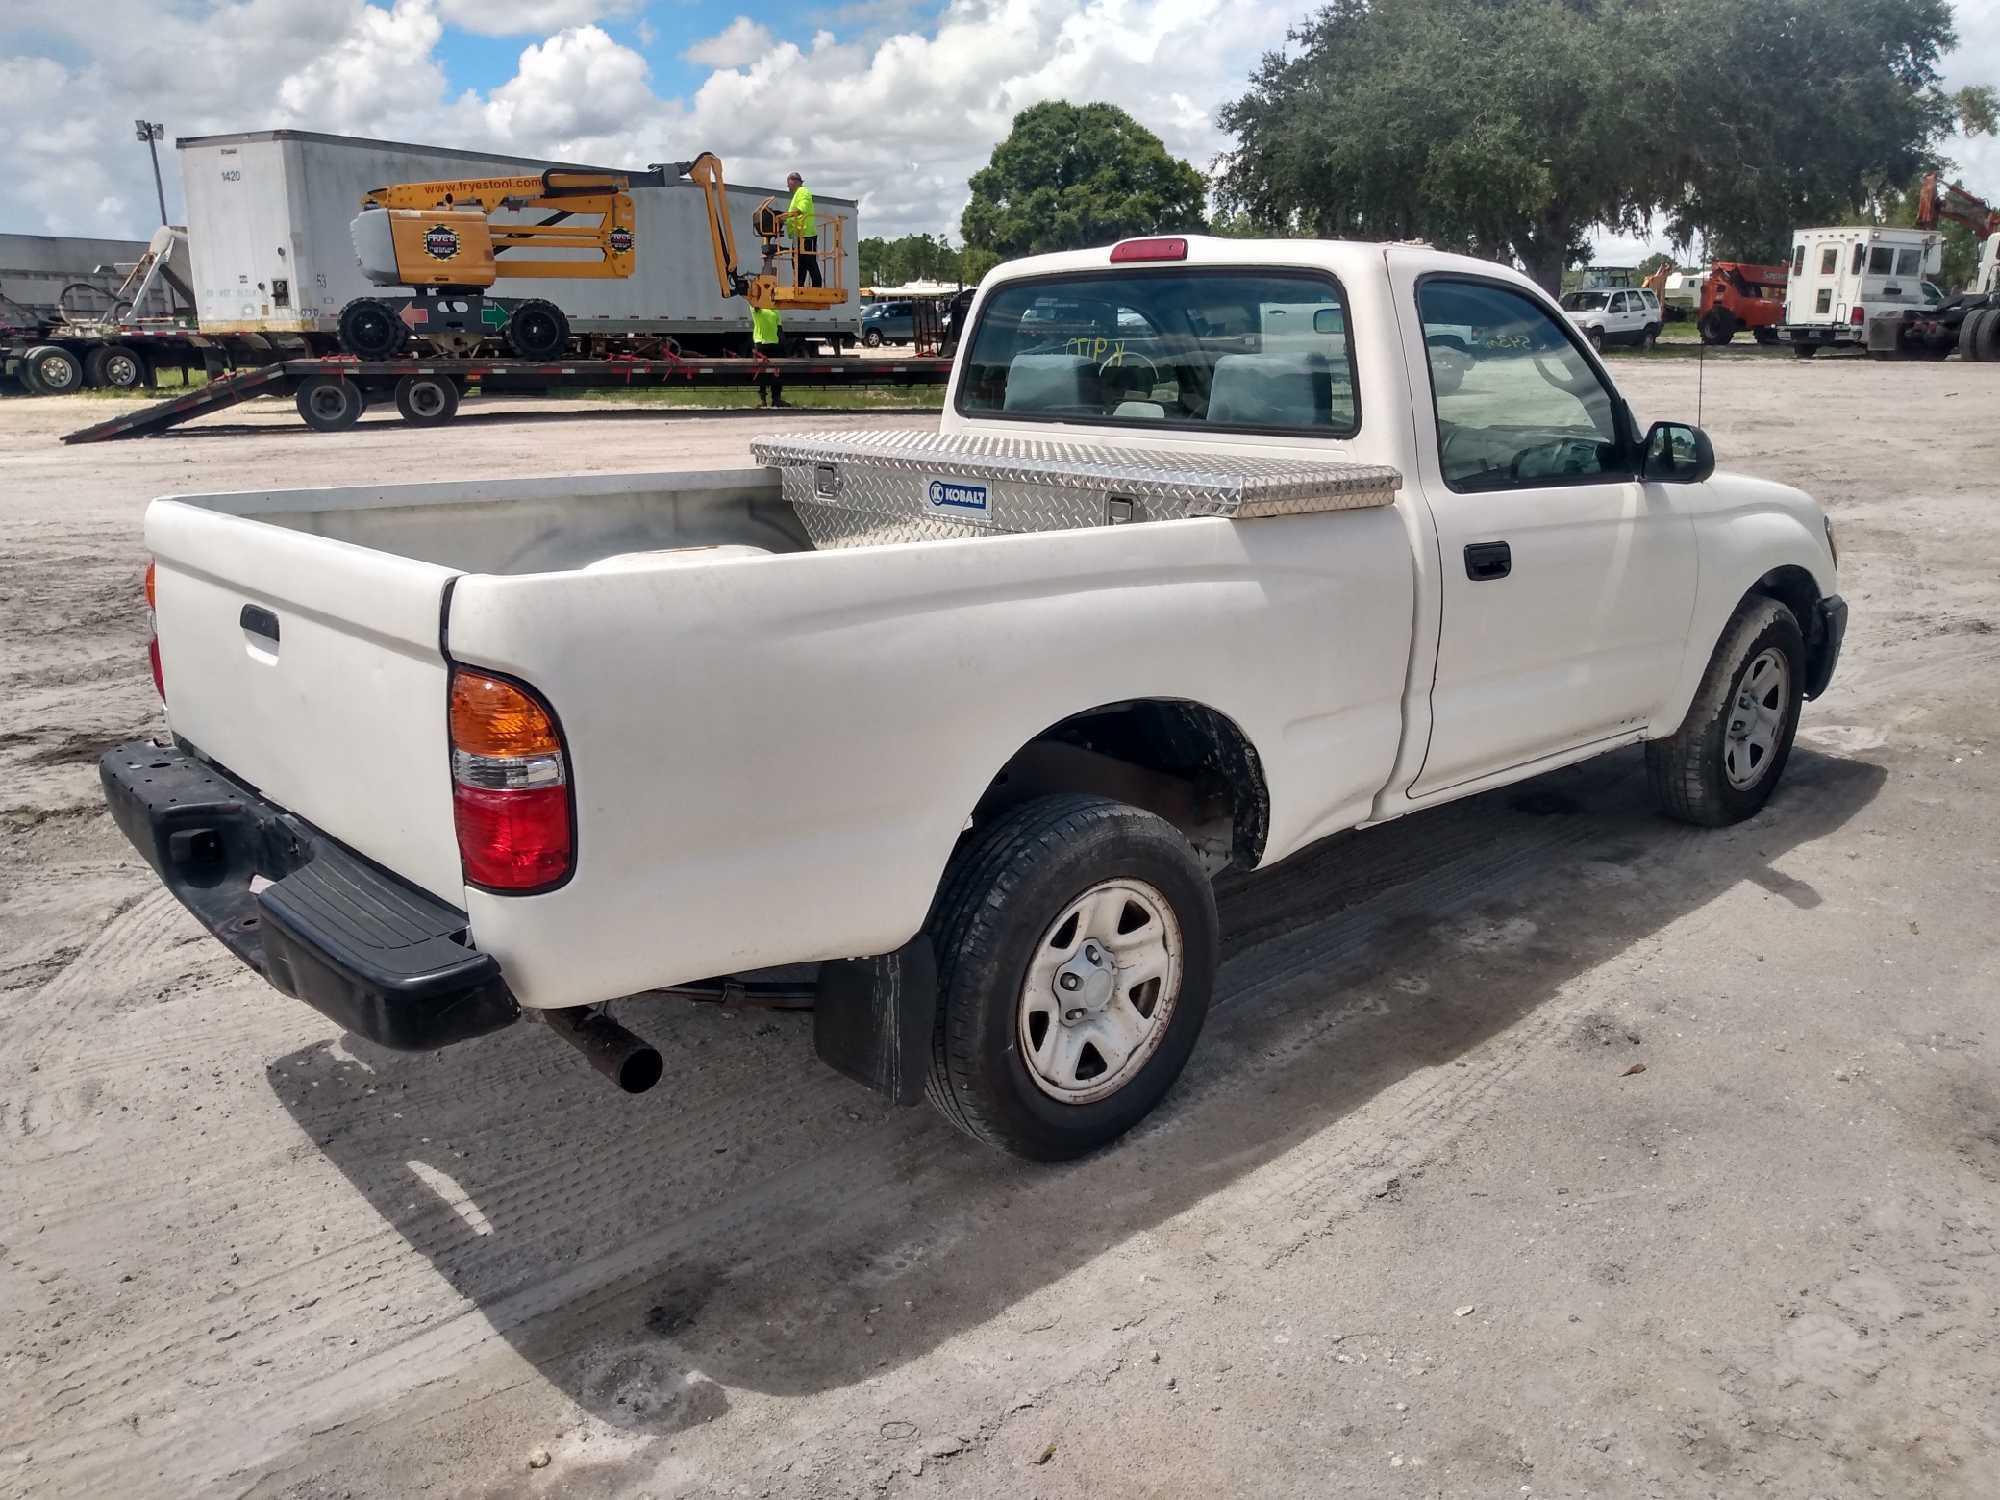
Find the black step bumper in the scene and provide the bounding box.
[99,742,518,1050]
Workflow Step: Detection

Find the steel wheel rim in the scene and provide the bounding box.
[409,381,447,417]
[1017,878,1182,1105]
[39,354,78,390]
[106,354,139,385]
[1724,646,1789,789]
[307,385,350,421]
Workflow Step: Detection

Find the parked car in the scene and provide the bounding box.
[1780,226,1941,356]
[861,299,915,346]
[104,235,1844,1160]
[1560,287,1662,350]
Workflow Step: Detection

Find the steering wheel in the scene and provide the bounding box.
[1099,349,1162,391]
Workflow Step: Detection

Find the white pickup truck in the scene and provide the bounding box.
[104,235,1846,1160]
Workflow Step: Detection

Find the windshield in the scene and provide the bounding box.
[1560,291,1610,311]
[956,268,1359,435]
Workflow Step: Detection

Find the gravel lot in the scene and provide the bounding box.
[3,357,1997,1499]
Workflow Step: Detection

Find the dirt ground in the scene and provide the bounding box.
[2,358,1998,1500]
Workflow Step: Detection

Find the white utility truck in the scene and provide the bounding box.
[103,236,1847,1160]
[1780,225,1941,356]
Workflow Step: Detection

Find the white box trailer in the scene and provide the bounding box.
[176,130,860,352]
[1781,225,1940,354]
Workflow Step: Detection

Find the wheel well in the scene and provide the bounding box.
[1751,565,1819,628]
[972,700,1270,874]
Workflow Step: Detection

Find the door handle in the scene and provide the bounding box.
[1464,541,1512,581]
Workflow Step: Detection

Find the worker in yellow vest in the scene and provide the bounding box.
[752,303,789,408]
[784,171,820,288]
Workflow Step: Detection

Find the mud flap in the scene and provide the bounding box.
[813,937,937,1106]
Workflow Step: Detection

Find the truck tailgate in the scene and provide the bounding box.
[147,498,465,903]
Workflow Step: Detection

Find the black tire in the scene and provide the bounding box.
[87,344,147,390]
[20,344,85,395]
[1586,326,1605,353]
[924,795,1219,1160]
[1646,597,1806,828]
[1640,323,1661,350]
[337,297,408,359]
[1699,310,1737,346]
[1792,341,1819,359]
[862,328,883,347]
[1753,326,1778,347]
[1958,309,1988,361]
[504,299,569,359]
[393,372,460,426]
[1975,308,2000,364]
[294,375,365,432]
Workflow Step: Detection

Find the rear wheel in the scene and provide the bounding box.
[294,375,366,432]
[1752,326,1778,347]
[1957,309,1988,361]
[1640,323,1661,350]
[1586,326,1605,353]
[1647,598,1805,827]
[393,372,460,426]
[862,328,883,347]
[20,344,85,395]
[1975,308,2000,364]
[924,795,1218,1160]
[337,297,408,359]
[504,299,569,359]
[1792,341,1819,359]
[87,344,148,390]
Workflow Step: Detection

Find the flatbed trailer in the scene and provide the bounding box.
[60,353,954,443]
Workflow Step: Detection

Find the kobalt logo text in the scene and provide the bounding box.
[928,480,988,512]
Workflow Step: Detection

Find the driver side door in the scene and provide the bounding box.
[1403,275,1698,798]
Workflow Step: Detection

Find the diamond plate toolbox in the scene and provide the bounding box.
[749,430,1402,548]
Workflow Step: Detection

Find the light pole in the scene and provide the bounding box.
[134,120,167,226]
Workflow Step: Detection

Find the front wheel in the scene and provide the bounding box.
[1699,310,1736,346]
[1646,598,1805,826]
[294,375,366,432]
[504,299,570,360]
[20,344,85,395]
[925,795,1218,1160]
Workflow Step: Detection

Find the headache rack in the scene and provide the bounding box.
[750,429,1401,548]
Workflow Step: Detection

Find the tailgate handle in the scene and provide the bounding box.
[240,604,281,644]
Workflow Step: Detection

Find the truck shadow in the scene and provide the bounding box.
[267,745,1883,1440]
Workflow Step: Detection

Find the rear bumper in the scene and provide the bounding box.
[1806,595,1847,700]
[99,741,518,1050]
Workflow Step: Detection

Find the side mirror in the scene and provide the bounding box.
[1642,420,1714,484]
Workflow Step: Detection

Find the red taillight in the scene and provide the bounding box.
[1850,305,1865,325]
[448,668,573,892]
[144,561,163,701]
[1110,236,1188,263]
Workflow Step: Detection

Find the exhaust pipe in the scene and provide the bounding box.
[539,1006,664,1094]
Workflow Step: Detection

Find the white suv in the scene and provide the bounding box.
[1560,287,1662,350]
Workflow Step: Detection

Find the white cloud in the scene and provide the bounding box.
[436,0,639,35]
[682,16,776,69]
[2,0,1993,254]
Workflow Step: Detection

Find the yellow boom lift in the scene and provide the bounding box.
[340,154,846,359]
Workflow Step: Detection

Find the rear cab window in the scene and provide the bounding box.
[956,268,1360,436]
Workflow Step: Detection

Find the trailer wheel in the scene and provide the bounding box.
[20,345,85,395]
[504,300,569,360]
[923,794,1217,1160]
[338,297,409,359]
[87,345,148,390]
[1974,309,2000,364]
[295,375,366,432]
[393,373,460,426]
[1698,310,1737,345]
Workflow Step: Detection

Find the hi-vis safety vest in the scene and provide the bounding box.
[786,185,815,239]
[752,306,781,346]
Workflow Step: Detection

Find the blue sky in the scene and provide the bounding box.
[1,0,1995,256]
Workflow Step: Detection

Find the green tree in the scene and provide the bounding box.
[961,101,1207,256]
[1216,0,1981,292]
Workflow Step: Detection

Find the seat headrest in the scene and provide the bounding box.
[1207,353,1335,428]
[1004,354,1103,412]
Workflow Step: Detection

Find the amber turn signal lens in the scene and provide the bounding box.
[449,670,561,758]
[144,560,156,611]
